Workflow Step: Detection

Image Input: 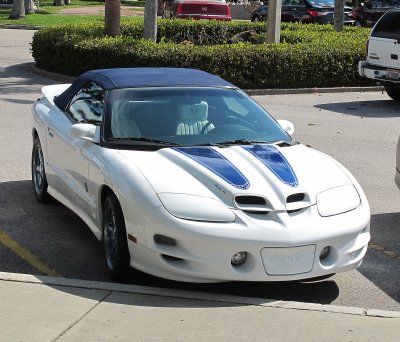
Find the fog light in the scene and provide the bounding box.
[231,251,247,266]
[319,246,330,260]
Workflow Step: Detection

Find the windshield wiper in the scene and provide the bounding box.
[106,137,180,146]
[212,139,255,146]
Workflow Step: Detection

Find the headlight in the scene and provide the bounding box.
[317,185,360,217]
[158,193,235,222]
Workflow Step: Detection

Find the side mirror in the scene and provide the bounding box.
[277,119,295,136]
[70,123,100,143]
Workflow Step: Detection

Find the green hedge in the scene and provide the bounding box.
[31,20,373,89]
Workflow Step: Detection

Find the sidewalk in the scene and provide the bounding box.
[0,273,399,341]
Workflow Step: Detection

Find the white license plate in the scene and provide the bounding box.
[387,69,399,80]
[261,245,316,275]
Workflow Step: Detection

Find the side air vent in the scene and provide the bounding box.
[235,195,273,214]
[286,193,310,213]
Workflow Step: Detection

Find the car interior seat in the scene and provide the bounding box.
[176,101,214,135]
[111,102,141,138]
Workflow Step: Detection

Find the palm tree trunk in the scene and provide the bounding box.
[10,0,25,19]
[105,0,121,37]
[334,0,344,32]
[144,0,158,42]
[25,0,35,14]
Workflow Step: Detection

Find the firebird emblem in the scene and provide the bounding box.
[202,6,207,11]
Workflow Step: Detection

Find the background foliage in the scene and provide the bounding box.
[31,20,373,89]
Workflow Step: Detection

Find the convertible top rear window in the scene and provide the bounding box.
[104,87,291,148]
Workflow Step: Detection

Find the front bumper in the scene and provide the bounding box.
[314,17,355,25]
[358,60,400,84]
[176,14,231,21]
[126,202,370,283]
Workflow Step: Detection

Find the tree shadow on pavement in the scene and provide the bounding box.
[0,62,56,96]
[357,212,400,305]
[314,99,400,118]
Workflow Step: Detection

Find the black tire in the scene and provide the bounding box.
[102,194,130,281]
[252,14,261,22]
[31,136,51,203]
[384,83,400,102]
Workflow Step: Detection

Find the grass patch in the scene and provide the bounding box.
[0,10,105,25]
[0,1,144,27]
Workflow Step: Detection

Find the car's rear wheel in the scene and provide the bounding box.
[384,83,400,101]
[252,14,261,22]
[31,136,51,203]
[102,194,130,281]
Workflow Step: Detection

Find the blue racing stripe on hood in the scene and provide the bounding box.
[173,147,250,190]
[242,145,299,187]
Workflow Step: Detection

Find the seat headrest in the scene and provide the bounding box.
[179,101,208,121]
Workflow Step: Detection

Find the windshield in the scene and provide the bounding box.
[104,87,290,148]
[307,0,334,7]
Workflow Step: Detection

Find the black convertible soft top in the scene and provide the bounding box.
[54,68,235,111]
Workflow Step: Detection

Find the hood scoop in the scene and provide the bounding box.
[235,195,274,215]
[286,193,310,213]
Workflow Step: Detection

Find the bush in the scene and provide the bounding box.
[31,20,373,89]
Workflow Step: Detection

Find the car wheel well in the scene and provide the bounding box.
[32,128,38,141]
[101,185,115,208]
[100,186,123,239]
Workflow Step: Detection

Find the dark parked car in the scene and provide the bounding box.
[350,0,400,27]
[161,0,231,21]
[251,0,355,25]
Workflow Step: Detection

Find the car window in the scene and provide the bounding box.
[68,82,105,125]
[371,11,400,39]
[105,87,291,147]
[307,0,334,6]
[366,0,400,8]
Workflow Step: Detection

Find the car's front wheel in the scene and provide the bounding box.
[384,83,400,101]
[252,14,261,22]
[102,194,130,281]
[31,136,51,203]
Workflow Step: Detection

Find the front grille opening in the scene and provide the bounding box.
[244,210,269,215]
[287,193,305,203]
[235,196,266,205]
[161,254,184,262]
[287,208,302,214]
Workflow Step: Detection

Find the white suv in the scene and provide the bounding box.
[359,9,400,101]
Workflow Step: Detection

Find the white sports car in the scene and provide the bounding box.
[32,68,370,282]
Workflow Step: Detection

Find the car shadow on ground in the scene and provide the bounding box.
[314,99,400,118]
[1,180,399,309]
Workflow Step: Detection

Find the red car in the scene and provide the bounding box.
[161,0,232,21]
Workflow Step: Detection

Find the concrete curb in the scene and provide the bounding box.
[31,64,384,95]
[0,24,44,30]
[1,272,399,319]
